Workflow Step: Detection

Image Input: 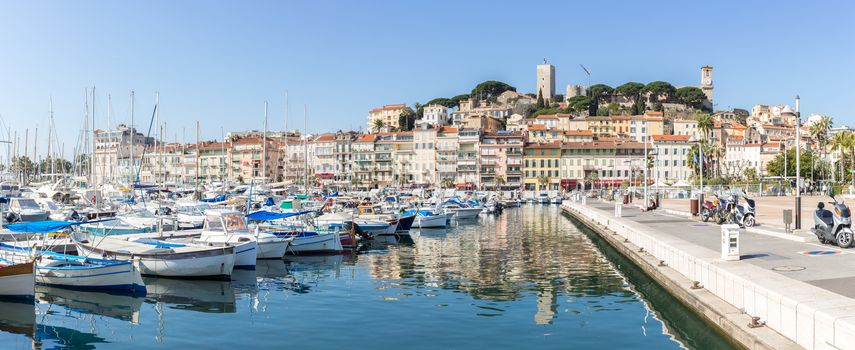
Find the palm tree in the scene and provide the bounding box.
[441,177,454,189]
[493,175,506,190]
[371,119,385,133]
[696,113,713,142]
[537,175,550,190]
[831,131,853,183]
[809,116,833,181]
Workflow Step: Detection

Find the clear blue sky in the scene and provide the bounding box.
[1,0,853,159]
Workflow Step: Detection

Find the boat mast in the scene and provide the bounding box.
[129,90,135,184]
[263,100,268,183]
[48,96,53,181]
[221,126,225,195]
[282,90,291,186]
[91,86,96,187]
[155,92,160,187]
[195,120,200,198]
[303,104,308,194]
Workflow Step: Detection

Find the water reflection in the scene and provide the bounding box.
[0,206,735,349]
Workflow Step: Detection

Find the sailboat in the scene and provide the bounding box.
[0,261,34,298]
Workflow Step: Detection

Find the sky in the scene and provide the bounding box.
[0,0,853,160]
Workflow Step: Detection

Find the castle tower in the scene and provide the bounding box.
[700,65,713,109]
[537,61,555,102]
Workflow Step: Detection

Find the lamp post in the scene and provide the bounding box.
[795,95,802,229]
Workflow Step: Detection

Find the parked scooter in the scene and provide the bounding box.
[812,196,854,248]
[715,193,756,228]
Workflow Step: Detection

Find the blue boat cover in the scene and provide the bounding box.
[5,219,115,233]
[200,194,227,203]
[264,197,275,206]
[246,210,313,221]
[402,209,436,217]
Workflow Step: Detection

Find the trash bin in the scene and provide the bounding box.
[690,198,699,216]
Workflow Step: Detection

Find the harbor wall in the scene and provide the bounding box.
[561,201,855,350]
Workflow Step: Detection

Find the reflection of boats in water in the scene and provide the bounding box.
[0,298,108,349]
[0,298,35,338]
[35,286,143,323]
[143,277,236,313]
[255,260,309,294]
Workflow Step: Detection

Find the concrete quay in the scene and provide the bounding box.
[562,199,855,350]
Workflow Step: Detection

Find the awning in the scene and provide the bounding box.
[6,219,115,233]
[246,210,313,221]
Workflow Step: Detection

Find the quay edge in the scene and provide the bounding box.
[561,201,802,350]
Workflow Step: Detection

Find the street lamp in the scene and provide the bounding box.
[795,95,802,229]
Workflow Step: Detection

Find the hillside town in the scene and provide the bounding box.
[7,63,851,195]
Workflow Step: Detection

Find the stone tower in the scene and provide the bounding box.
[537,61,555,102]
[700,65,713,109]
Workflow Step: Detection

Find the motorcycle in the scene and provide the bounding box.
[812,196,854,248]
[700,196,719,222]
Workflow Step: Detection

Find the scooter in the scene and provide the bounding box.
[729,195,756,228]
[812,196,854,248]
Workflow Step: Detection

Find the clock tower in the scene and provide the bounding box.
[700,65,713,109]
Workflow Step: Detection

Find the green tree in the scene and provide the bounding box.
[615,82,645,99]
[530,108,562,118]
[371,119,386,133]
[553,94,565,102]
[766,148,822,179]
[471,81,516,101]
[809,115,833,180]
[565,96,593,113]
[493,175,505,189]
[644,81,676,102]
[631,96,647,115]
[425,97,454,108]
[536,90,545,109]
[450,94,470,108]
[675,86,707,109]
[441,177,455,189]
[588,84,614,100]
[397,106,416,131]
[653,102,664,112]
[696,112,714,141]
[831,131,854,182]
[743,167,758,182]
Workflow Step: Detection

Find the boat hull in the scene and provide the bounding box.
[277,232,343,254]
[416,215,447,228]
[0,262,34,298]
[447,208,482,219]
[74,243,235,278]
[36,261,146,294]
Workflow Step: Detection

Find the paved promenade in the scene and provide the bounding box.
[563,198,855,350]
[660,195,828,230]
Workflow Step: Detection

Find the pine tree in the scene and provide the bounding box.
[536,90,545,109]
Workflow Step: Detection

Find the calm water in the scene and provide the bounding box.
[0,206,736,349]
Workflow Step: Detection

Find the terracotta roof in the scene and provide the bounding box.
[313,133,336,142]
[611,116,631,121]
[483,131,523,138]
[535,115,558,119]
[645,111,664,116]
[527,124,547,131]
[645,117,664,122]
[438,126,458,134]
[652,135,690,142]
[564,130,593,136]
[369,104,407,113]
[355,134,378,143]
[233,137,262,145]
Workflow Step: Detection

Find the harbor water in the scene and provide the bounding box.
[0,205,736,349]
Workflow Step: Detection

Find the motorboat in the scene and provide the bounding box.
[550,196,563,204]
[248,210,345,254]
[73,232,236,278]
[442,199,482,220]
[403,209,447,228]
[173,202,210,229]
[5,198,49,223]
[198,210,291,261]
[537,191,550,204]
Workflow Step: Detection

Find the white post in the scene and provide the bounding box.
[721,224,740,261]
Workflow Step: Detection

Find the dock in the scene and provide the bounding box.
[562,198,855,350]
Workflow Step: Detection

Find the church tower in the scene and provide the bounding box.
[700,65,713,110]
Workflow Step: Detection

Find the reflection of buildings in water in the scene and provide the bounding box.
[534,286,558,325]
[35,286,143,324]
[370,205,632,323]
